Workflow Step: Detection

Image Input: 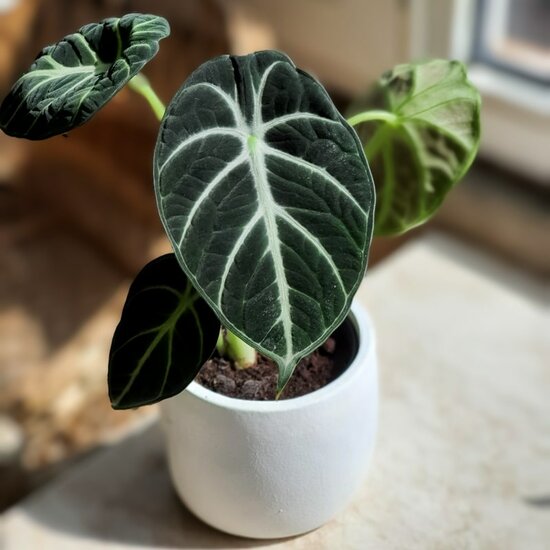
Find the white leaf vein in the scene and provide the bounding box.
[158,128,246,176]
[273,204,346,295]
[263,144,366,218]
[176,153,248,247]
[250,63,293,363]
[261,112,339,133]
[253,61,282,134]
[183,82,248,134]
[217,211,262,304]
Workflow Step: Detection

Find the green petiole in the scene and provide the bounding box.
[217,329,258,370]
[346,109,399,128]
[128,73,166,122]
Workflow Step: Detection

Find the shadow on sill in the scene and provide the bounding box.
[18,420,296,548]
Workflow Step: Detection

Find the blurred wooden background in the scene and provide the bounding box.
[0,0,231,508]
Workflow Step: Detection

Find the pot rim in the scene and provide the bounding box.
[182,300,375,413]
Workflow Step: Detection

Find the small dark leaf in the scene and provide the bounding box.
[0,13,169,140]
[108,254,219,409]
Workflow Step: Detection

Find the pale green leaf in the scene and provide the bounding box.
[349,59,481,235]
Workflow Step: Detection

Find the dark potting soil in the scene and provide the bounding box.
[196,337,339,401]
[197,316,359,401]
[196,337,341,401]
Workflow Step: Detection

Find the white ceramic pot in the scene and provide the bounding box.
[160,300,378,539]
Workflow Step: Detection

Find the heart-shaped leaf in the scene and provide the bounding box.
[0,13,169,140]
[348,60,481,236]
[154,51,374,390]
[109,254,219,409]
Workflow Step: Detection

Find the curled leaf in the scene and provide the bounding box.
[0,13,169,139]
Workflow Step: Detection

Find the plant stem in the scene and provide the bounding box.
[347,109,399,127]
[217,329,257,369]
[363,123,391,160]
[216,329,226,356]
[128,73,166,122]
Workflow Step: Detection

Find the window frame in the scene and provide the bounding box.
[411,0,550,183]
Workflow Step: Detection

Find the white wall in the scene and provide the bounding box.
[218,0,410,95]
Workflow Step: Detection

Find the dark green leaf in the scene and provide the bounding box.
[0,13,169,140]
[349,60,481,235]
[154,51,375,391]
[108,254,219,409]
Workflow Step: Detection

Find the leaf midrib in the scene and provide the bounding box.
[248,140,293,365]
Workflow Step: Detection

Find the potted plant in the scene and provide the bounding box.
[0,13,480,539]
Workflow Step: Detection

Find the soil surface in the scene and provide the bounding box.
[196,338,340,401]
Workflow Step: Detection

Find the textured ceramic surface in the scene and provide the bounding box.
[159,301,378,539]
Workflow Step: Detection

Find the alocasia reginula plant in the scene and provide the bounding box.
[0,14,481,407]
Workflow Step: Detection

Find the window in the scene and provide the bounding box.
[411,0,550,182]
[472,0,550,85]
